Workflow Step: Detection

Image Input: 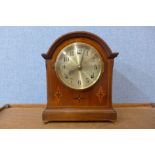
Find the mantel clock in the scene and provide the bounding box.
[42,31,118,122]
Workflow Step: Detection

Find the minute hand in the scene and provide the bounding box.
[79,51,84,67]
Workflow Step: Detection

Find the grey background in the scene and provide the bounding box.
[0,26,155,105]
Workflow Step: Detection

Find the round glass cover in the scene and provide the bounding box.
[55,42,104,90]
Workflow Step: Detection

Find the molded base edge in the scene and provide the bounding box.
[42,107,117,122]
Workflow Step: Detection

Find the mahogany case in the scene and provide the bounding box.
[42,31,119,122]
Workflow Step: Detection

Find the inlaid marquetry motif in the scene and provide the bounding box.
[74,94,85,103]
[96,87,106,104]
[54,87,62,104]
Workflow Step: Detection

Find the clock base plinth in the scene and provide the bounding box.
[42,107,117,122]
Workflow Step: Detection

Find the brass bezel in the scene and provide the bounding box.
[55,42,104,90]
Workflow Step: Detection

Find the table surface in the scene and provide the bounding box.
[0,104,155,129]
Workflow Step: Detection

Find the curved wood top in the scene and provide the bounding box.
[42,31,119,60]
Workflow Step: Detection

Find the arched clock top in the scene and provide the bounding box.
[41,31,119,60]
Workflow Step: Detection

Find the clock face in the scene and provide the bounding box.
[55,42,104,90]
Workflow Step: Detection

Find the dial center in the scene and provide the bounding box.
[78,65,82,70]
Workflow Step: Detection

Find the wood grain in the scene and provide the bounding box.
[8,103,152,108]
[0,103,155,129]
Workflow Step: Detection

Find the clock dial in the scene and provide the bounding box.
[55,42,104,90]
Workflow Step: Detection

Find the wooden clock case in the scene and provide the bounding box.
[42,31,118,122]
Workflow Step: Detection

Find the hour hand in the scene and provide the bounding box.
[68,66,78,74]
